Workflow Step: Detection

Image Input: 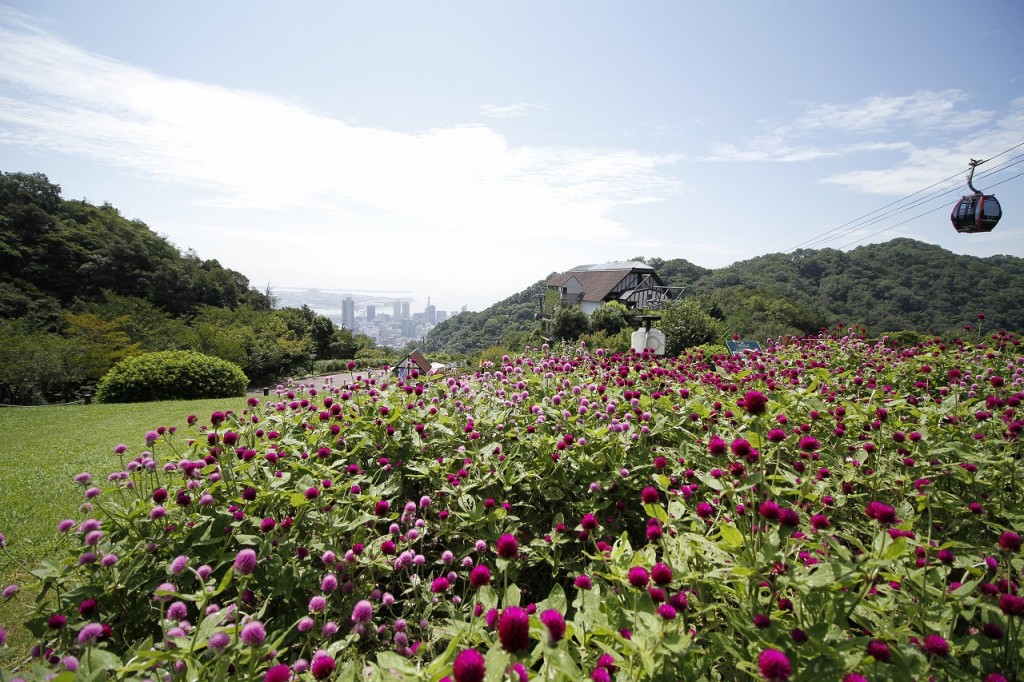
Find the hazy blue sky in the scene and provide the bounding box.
[2,2,1022,312]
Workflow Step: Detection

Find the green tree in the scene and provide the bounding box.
[658,298,723,356]
[551,305,590,342]
[589,301,633,335]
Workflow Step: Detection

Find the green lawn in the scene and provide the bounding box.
[0,396,247,663]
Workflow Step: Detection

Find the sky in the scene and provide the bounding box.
[1,1,1022,313]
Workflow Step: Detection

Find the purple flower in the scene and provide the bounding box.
[171,555,189,575]
[233,549,257,575]
[77,622,105,646]
[308,596,327,613]
[452,648,486,682]
[627,566,650,588]
[742,390,769,415]
[208,631,230,652]
[351,599,373,623]
[469,564,491,588]
[321,573,338,592]
[651,562,673,585]
[2,584,19,599]
[496,533,519,559]
[240,620,266,647]
[657,603,677,620]
[311,653,336,680]
[58,519,76,533]
[265,664,291,682]
[574,574,593,590]
[921,634,949,657]
[540,609,566,643]
[999,530,1022,552]
[757,648,791,681]
[431,576,451,593]
[497,605,531,653]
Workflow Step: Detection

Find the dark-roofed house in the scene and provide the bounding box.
[546,261,679,315]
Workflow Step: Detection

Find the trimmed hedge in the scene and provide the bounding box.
[95,350,248,403]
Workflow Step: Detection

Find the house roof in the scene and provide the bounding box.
[546,261,662,303]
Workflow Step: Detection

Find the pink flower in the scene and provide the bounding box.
[496,533,519,559]
[311,654,336,680]
[497,606,531,653]
[757,648,791,681]
[998,530,1021,552]
[452,648,486,682]
[540,609,566,643]
[627,566,650,588]
[921,634,949,657]
[264,664,291,682]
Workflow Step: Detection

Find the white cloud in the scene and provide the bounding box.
[798,90,994,133]
[478,102,545,118]
[0,16,678,247]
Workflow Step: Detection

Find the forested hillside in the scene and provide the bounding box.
[425,240,1024,355]
[0,172,373,404]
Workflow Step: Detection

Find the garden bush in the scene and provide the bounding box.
[0,332,1021,680]
[94,350,248,403]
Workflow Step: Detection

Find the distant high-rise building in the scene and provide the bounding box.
[401,302,410,319]
[436,310,448,323]
[365,304,376,322]
[425,296,436,325]
[393,302,402,320]
[342,297,355,329]
[461,305,468,313]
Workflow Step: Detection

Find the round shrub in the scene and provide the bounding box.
[95,350,248,403]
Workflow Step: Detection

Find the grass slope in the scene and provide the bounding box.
[0,397,247,661]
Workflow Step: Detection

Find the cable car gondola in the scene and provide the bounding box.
[951,158,1001,233]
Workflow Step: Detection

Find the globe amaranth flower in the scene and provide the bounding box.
[233,548,258,575]
[469,564,491,588]
[265,664,291,682]
[77,622,106,646]
[651,562,673,585]
[741,390,769,415]
[497,605,531,653]
[208,631,230,652]
[452,648,486,682]
[921,634,949,657]
[757,648,791,681]
[496,533,519,559]
[170,555,189,575]
[311,653,336,680]
[540,609,566,643]
[240,620,266,647]
[627,566,650,588]
[351,599,374,623]
[999,530,1021,552]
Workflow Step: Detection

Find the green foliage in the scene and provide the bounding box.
[423,280,548,355]
[657,297,724,355]
[589,300,632,335]
[2,335,1023,680]
[95,350,247,403]
[551,304,590,342]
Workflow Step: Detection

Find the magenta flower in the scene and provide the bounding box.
[757,648,791,681]
[741,390,768,415]
[452,648,486,682]
[456,647,487,679]
[651,562,673,585]
[864,501,899,526]
[240,620,266,646]
[351,599,373,623]
[77,622,105,646]
[469,564,491,588]
[208,631,230,652]
[431,576,451,593]
[641,486,660,504]
[496,533,519,559]
[540,609,566,643]
[497,605,531,653]
[170,555,189,575]
[233,548,257,575]
[574,574,593,590]
[998,530,1021,552]
[921,634,949,657]
[580,513,599,530]
[311,653,336,680]
[264,664,291,682]
[627,566,650,588]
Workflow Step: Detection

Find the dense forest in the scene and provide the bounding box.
[0,172,376,404]
[425,241,1024,355]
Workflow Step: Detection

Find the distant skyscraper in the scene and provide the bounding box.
[425,296,436,325]
[342,297,355,329]
[365,304,376,322]
[401,301,410,319]
[393,302,402,320]
[436,310,448,323]
[461,305,468,313]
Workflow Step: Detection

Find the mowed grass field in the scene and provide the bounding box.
[0,396,248,662]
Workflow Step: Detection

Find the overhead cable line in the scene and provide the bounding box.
[784,137,1024,253]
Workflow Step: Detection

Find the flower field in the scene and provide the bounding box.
[1,331,1022,681]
